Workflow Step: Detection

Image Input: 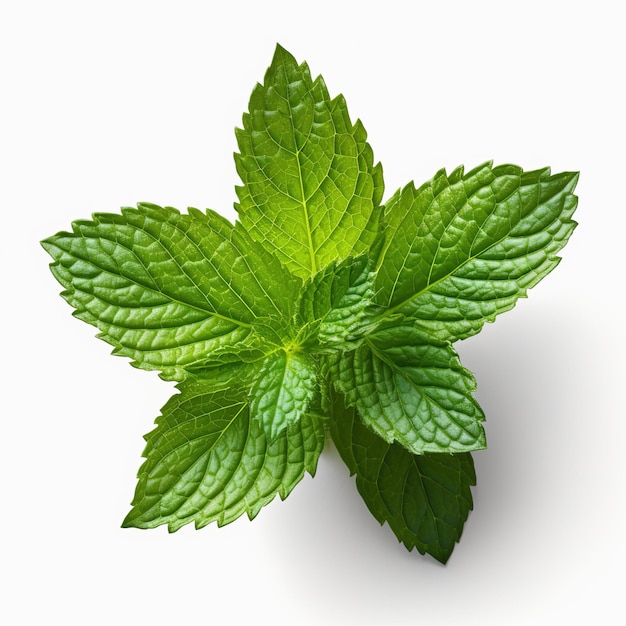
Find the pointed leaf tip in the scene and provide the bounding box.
[329,393,475,563]
[236,44,384,278]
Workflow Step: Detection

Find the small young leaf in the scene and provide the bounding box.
[296,255,381,350]
[330,328,485,455]
[376,164,578,341]
[235,44,384,278]
[249,349,318,440]
[329,393,475,564]
[123,376,325,531]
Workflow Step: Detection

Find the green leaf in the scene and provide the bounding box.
[330,328,486,454]
[235,44,384,278]
[122,375,325,530]
[329,392,475,563]
[296,254,381,351]
[375,163,578,341]
[249,349,318,440]
[42,203,299,379]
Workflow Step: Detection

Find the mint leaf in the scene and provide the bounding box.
[330,327,485,454]
[296,254,380,351]
[43,44,578,562]
[375,163,578,341]
[235,44,384,278]
[42,203,298,379]
[123,375,325,530]
[329,392,475,563]
[249,349,318,440]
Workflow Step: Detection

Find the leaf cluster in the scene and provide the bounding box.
[42,44,578,562]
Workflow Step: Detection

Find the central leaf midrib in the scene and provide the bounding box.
[282,61,317,276]
[297,148,317,275]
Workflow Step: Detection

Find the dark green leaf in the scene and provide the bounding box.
[330,392,475,563]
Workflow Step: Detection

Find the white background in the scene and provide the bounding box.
[2,1,624,624]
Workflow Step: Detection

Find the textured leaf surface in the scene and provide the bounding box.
[249,350,318,440]
[123,376,325,530]
[42,204,298,379]
[330,393,475,563]
[376,163,578,341]
[330,328,485,454]
[235,45,384,278]
[296,255,380,350]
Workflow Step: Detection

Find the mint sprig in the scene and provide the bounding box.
[42,44,578,563]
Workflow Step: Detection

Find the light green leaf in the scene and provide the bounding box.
[249,349,318,440]
[329,392,475,563]
[122,376,325,530]
[235,44,384,278]
[375,163,578,341]
[42,203,298,379]
[330,328,486,454]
